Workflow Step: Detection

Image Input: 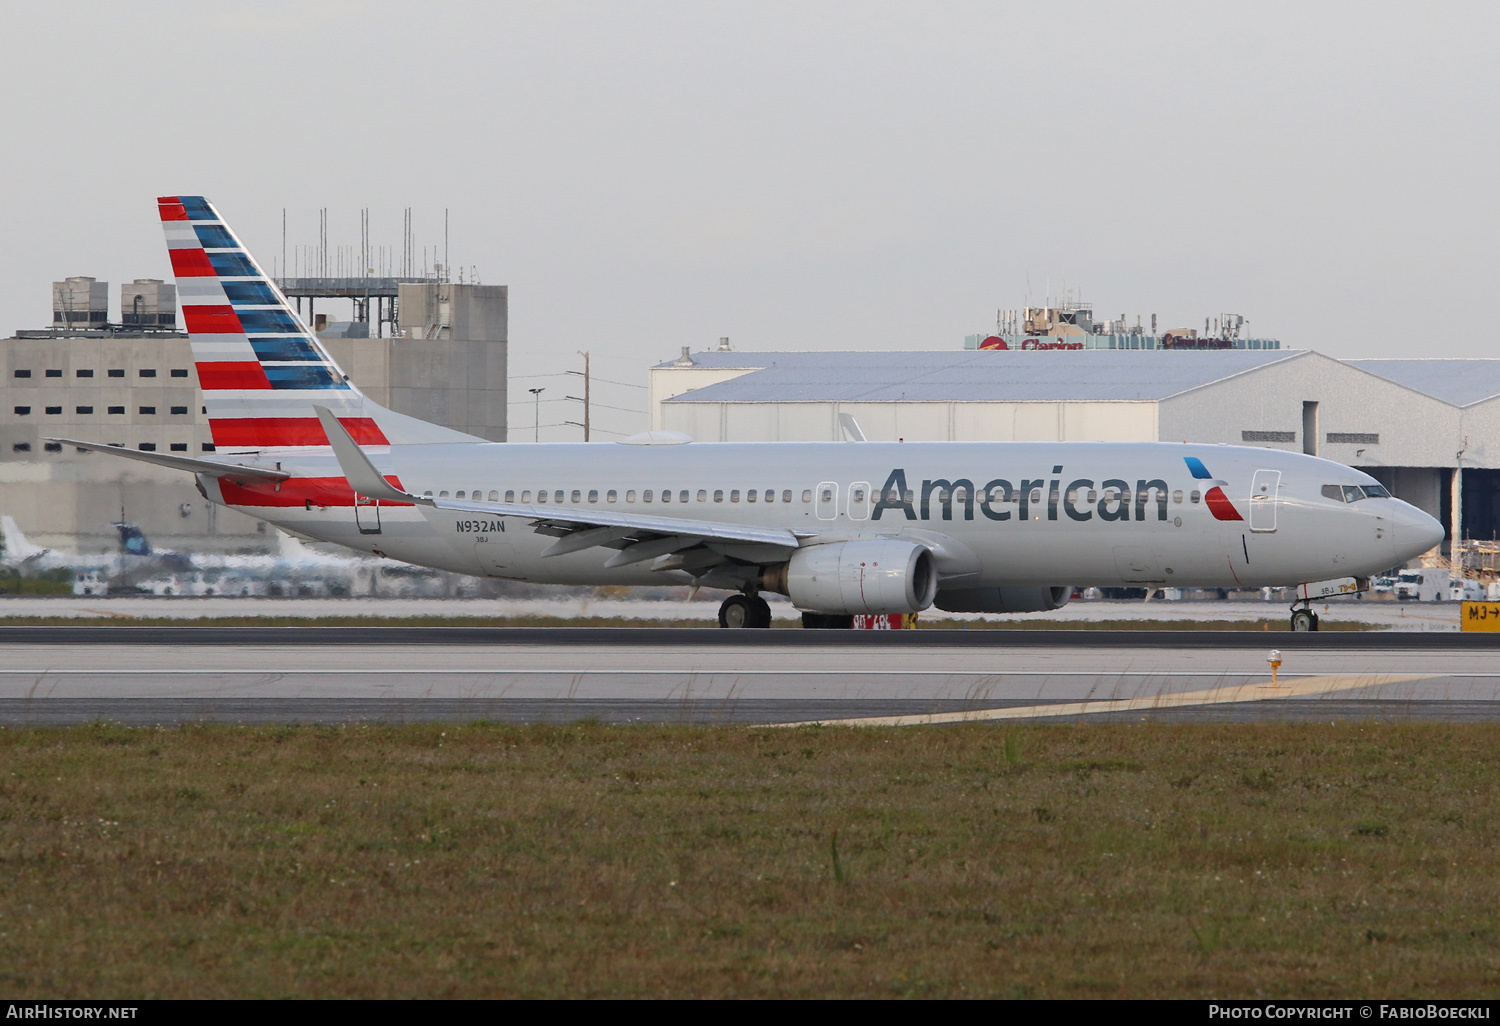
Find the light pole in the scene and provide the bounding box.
[528,387,544,442]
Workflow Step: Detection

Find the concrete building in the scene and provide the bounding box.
[0,281,507,554]
[651,348,1500,554]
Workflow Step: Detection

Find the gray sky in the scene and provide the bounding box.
[2,1,1496,439]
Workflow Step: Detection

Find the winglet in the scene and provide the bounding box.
[838,413,867,442]
[314,406,430,505]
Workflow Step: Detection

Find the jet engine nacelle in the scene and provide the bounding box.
[778,539,938,615]
[934,585,1072,614]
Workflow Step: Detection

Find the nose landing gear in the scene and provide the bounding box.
[718,592,772,629]
[1289,603,1320,632]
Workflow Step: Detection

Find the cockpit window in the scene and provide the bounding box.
[1323,483,1392,502]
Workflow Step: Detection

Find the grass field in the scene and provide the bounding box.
[1,722,1496,998]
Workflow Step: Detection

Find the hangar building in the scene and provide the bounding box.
[651,348,1500,557]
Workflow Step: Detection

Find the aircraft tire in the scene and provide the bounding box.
[748,595,772,628]
[718,594,754,628]
[1290,609,1319,632]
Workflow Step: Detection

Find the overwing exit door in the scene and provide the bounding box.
[1249,470,1280,533]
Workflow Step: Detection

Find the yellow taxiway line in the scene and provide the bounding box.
[769,673,1434,727]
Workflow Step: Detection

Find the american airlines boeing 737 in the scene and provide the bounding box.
[55,197,1445,630]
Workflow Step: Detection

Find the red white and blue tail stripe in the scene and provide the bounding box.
[159,195,477,451]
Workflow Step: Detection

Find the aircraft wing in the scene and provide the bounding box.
[314,407,800,566]
[47,438,291,483]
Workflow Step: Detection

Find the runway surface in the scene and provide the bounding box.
[1,627,1498,725]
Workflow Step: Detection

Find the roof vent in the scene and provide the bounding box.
[674,346,694,367]
[718,336,732,351]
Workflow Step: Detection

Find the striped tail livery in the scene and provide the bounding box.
[158,195,476,451]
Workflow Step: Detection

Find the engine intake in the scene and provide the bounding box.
[777,539,938,615]
[934,586,1072,614]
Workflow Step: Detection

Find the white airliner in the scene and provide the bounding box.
[54,197,1445,630]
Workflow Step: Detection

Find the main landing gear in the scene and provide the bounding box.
[1289,602,1320,632]
[718,592,772,629]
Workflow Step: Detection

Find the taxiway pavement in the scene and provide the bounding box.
[0,628,1496,725]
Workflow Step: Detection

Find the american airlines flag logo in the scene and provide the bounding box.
[1183,456,1244,521]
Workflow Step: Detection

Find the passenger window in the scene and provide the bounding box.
[489,490,499,501]
[679,490,688,503]
[1087,490,1098,504]
[588,489,599,503]
[660,489,671,503]
[715,490,724,502]
[821,487,833,503]
[423,490,434,497]
[439,490,450,498]
[503,490,514,502]
[1321,485,1346,502]
[747,489,757,502]
[782,490,792,503]
[571,490,581,503]
[1172,490,1183,504]
[802,490,812,503]
[730,490,740,503]
[1030,489,1042,504]
[537,490,548,503]
[554,490,564,503]
[606,490,617,503]
[764,489,775,503]
[1190,490,1201,504]
[643,490,653,502]
[697,489,707,502]
[520,490,531,502]
[626,490,637,503]
[456,491,466,499]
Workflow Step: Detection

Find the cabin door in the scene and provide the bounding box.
[355,495,382,535]
[1248,470,1280,533]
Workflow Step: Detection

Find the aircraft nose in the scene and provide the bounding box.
[1390,503,1445,562]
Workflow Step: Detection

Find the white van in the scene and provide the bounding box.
[1449,578,1485,602]
[1394,568,1449,602]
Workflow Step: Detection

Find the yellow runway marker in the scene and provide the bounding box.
[770,673,1434,728]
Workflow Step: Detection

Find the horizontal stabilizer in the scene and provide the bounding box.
[47,438,290,482]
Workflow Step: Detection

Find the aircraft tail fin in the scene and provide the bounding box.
[158,195,482,451]
[0,516,46,564]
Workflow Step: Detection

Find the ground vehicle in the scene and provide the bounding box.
[1394,568,1448,602]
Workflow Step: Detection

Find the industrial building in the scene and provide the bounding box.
[651,348,1500,556]
[1,276,506,554]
